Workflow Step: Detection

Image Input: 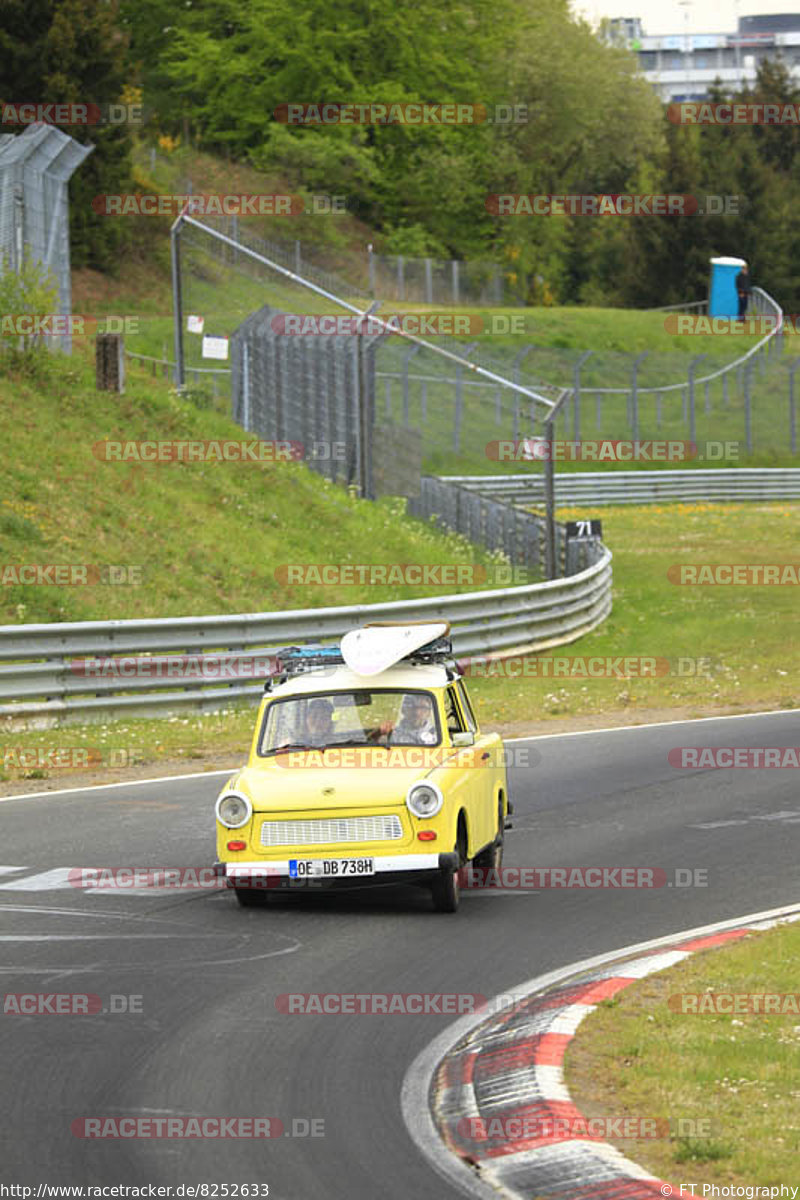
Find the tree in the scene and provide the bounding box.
[0,0,134,272]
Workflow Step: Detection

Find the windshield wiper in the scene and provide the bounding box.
[318,738,370,749]
[265,742,316,757]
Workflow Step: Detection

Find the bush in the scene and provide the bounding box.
[0,255,59,353]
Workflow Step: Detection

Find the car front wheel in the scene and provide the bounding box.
[431,829,467,913]
[472,799,504,882]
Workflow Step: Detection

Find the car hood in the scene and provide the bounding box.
[232,748,455,811]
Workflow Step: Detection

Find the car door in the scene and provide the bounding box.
[442,683,488,857]
[455,678,504,850]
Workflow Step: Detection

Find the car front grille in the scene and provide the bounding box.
[259,814,404,847]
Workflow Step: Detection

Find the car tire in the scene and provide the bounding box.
[233,885,268,907]
[431,827,466,913]
[472,799,504,882]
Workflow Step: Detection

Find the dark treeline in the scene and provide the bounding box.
[3,0,800,309]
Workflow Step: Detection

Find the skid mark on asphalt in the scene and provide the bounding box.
[0,933,302,974]
[690,807,800,830]
[0,903,170,921]
[0,867,222,893]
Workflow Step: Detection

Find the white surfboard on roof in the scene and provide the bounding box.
[341,621,450,677]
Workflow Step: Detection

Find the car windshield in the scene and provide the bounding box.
[259,689,441,755]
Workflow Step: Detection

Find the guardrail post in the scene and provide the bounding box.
[512,346,534,441]
[688,355,707,446]
[722,371,729,409]
[368,244,376,296]
[95,333,125,393]
[544,413,556,580]
[704,378,710,416]
[630,352,648,441]
[242,342,250,431]
[397,256,405,302]
[453,343,478,453]
[402,344,420,427]
[744,359,753,453]
[452,260,459,305]
[655,391,662,429]
[357,301,381,499]
[424,258,433,305]
[170,215,185,390]
[573,350,592,441]
[789,358,800,455]
[544,387,570,581]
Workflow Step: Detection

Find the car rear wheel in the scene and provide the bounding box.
[431,826,467,913]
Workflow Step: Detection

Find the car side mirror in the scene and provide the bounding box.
[451,731,475,747]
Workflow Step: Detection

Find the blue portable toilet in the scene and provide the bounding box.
[709,256,746,318]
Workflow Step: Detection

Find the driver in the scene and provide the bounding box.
[306,698,335,746]
[388,694,437,746]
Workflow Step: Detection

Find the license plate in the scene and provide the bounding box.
[289,858,375,879]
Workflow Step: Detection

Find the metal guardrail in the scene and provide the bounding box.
[446,468,800,506]
[585,287,782,397]
[0,553,611,723]
[647,300,708,313]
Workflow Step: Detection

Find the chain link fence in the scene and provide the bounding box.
[170,211,788,473]
[230,299,367,488]
[377,286,787,466]
[366,248,509,306]
[172,211,557,470]
[172,212,570,576]
[0,124,92,352]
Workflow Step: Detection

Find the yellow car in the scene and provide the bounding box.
[213,631,509,912]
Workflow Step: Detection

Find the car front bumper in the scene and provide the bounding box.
[214,853,458,890]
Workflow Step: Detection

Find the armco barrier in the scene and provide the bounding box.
[0,551,611,724]
[446,467,800,507]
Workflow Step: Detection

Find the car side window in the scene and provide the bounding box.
[456,680,478,732]
[444,686,466,735]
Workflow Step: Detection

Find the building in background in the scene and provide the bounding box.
[606,3,800,100]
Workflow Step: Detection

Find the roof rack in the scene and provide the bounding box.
[404,635,453,664]
[266,644,344,690]
[265,636,459,691]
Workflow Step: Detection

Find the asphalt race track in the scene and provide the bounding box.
[2,710,798,1197]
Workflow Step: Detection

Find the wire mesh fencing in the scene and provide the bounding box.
[173,213,557,482]
[0,124,92,353]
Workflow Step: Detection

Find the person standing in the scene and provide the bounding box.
[735,263,752,318]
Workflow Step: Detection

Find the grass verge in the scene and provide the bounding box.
[564,919,800,1186]
[1,500,796,787]
[0,346,517,626]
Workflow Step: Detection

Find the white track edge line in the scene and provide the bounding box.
[401,898,800,1200]
[1,706,794,803]
[503,705,798,744]
[0,769,234,803]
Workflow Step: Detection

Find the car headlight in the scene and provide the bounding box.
[216,791,253,829]
[406,782,443,819]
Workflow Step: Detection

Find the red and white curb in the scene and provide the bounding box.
[402,901,800,1200]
